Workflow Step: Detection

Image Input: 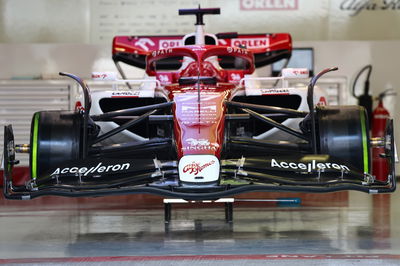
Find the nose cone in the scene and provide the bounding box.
[178,154,220,185]
[172,88,229,158]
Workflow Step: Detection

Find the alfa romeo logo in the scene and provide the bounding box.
[183,160,215,175]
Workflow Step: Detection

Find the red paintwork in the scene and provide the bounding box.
[146,45,253,158]
[171,86,232,158]
[112,33,292,56]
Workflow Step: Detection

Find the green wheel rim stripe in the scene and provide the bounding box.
[360,108,369,173]
[31,113,39,179]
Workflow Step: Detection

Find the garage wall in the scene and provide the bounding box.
[0,0,90,43]
[2,0,400,43]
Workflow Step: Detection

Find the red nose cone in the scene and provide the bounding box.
[172,85,232,158]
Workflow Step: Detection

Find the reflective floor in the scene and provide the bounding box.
[1,189,400,265]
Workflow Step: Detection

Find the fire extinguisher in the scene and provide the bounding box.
[372,89,396,182]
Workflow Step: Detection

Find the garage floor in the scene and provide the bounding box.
[1,189,400,265]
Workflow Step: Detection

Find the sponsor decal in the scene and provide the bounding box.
[183,138,220,151]
[92,73,108,79]
[292,69,308,75]
[183,160,216,175]
[158,74,170,83]
[241,0,298,10]
[176,93,222,125]
[230,73,242,81]
[179,155,220,182]
[180,103,218,125]
[50,162,131,177]
[271,158,350,172]
[181,105,216,112]
[232,38,269,49]
[111,91,140,98]
[91,72,117,81]
[340,0,400,16]
[177,93,221,102]
[227,46,248,54]
[281,68,309,78]
[260,88,290,95]
[159,39,182,49]
[151,48,173,57]
[192,47,207,51]
[134,38,155,51]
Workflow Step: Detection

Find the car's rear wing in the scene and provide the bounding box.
[112,33,292,69]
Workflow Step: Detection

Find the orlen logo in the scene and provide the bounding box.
[240,0,298,10]
[183,160,215,175]
[232,38,269,48]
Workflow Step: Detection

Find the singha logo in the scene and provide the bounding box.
[184,138,219,151]
[186,138,211,146]
[182,160,216,175]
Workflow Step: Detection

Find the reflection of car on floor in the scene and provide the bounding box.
[2,7,397,201]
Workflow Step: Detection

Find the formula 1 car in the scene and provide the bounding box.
[2,7,396,200]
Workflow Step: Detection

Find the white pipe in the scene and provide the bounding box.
[195,25,205,45]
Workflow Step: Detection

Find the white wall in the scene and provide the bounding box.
[0,0,89,43]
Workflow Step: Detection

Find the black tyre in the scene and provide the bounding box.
[30,111,83,179]
[316,105,370,173]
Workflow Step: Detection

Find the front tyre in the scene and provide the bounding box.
[316,105,370,173]
[30,111,83,179]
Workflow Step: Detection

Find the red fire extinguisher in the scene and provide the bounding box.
[372,89,395,182]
